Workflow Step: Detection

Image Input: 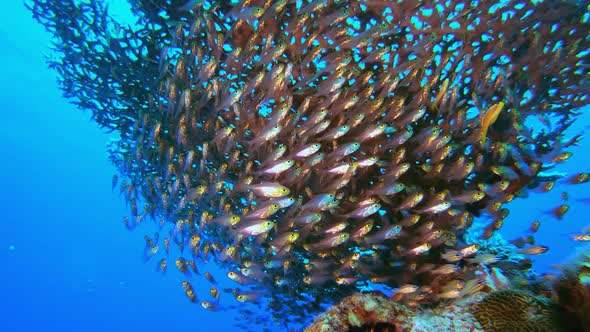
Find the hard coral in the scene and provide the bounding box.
[305,290,488,331]
[305,251,590,332]
[305,284,590,331]
[470,290,564,332]
[410,294,486,332]
[304,292,415,332]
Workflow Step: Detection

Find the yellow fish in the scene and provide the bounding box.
[479,101,505,146]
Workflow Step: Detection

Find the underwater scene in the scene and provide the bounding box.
[2,0,590,331]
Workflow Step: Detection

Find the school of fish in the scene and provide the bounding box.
[27,0,590,329]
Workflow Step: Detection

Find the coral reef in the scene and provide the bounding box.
[410,295,486,332]
[306,289,565,332]
[305,291,487,331]
[27,0,590,329]
[306,250,590,332]
[471,290,562,332]
[304,292,415,332]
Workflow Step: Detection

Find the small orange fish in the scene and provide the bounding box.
[210,286,220,302]
[304,233,350,251]
[189,235,201,251]
[459,279,485,297]
[551,151,572,163]
[176,258,190,276]
[395,284,419,294]
[546,204,569,220]
[517,245,549,255]
[441,249,462,262]
[538,182,554,193]
[235,291,264,302]
[566,172,590,184]
[407,243,432,255]
[467,253,499,265]
[431,264,458,275]
[204,271,216,284]
[459,244,480,257]
[571,234,590,241]
[227,271,254,285]
[143,245,159,261]
[188,260,199,274]
[200,300,219,311]
[510,237,526,248]
[247,182,290,198]
[432,78,449,109]
[524,235,535,244]
[528,221,541,233]
[181,281,197,303]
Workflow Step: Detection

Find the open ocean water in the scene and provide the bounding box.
[1,1,589,332]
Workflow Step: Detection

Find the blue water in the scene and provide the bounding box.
[1,2,589,332]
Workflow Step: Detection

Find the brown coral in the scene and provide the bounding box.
[304,292,415,332]
[470,290,564,332]
[552,267,590,331]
